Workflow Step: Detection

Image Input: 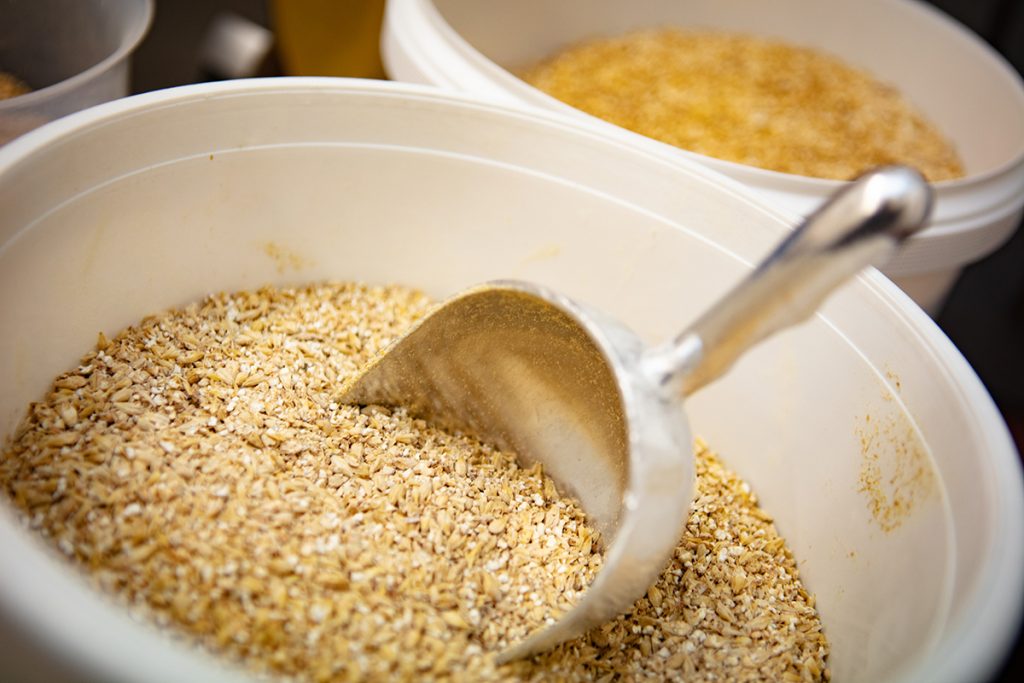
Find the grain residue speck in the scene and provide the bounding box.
[856,402,936,533]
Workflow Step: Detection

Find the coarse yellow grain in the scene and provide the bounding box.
[522,28,964,182]
[0,71,31,100]
[1,281,829,681]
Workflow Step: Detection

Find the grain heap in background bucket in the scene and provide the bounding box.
[522,28,964,182]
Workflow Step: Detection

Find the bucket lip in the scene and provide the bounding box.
[0,76,783,223]
[0,0,155,112]
[393,0,1024,199]
[0,76,1021,683]
[518,92,1024,212]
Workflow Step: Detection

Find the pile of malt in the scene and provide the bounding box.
[1,282,829,681]
[522,28,964,182]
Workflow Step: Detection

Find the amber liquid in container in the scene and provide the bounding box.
[270,0,386,78]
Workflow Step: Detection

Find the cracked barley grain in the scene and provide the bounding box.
[522,28,963,182]
[1,282,829,681]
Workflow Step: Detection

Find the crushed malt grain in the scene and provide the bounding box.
[1,282,829,681]
[522,28,964,182]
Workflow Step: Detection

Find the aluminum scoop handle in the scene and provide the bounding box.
[643,166,934,398]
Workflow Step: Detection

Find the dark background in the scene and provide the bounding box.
[126,0,1023,680]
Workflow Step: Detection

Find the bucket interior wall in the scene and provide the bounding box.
[0,83,1017,683]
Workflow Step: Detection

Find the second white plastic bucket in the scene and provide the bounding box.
[382,0,1024,314]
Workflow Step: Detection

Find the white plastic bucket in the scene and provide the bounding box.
[0,79,1020,683]
[0,0,153,145]
[382,0,1024,315]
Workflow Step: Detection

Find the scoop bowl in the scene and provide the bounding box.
[339,165,934,661]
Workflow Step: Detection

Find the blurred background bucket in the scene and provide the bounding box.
[0,0,153,144]
[381,0,1024,316]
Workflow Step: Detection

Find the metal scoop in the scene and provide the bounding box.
[338,166,933,661]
